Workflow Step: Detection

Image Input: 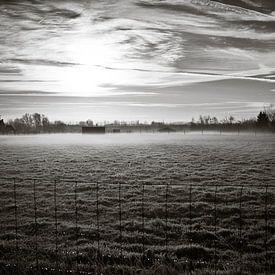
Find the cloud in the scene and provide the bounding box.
[0,65,21,74]
[7,58,80,67]
[0,90,55,95]
[0,0,274,120]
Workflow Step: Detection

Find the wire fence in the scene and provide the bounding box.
[0,178,274,274]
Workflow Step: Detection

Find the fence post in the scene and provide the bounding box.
[214,185,217,275]
[165,184,168,256]
[33,179,38,270]
[74,181,79,273]
[13,178,18,267]
[53,180,58,271]
[119,182,122,260]
[96,182,100,260]
[189,184,192,273]
[239,186,243,273]
[142,182,145,257]
[265,185,268,275]
[189,184,192,244]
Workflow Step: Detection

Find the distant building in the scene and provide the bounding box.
[82,126,106,134]
[158,126,176,133]
[112,128,121,133]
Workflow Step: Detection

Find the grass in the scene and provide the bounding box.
[0,133,274,274]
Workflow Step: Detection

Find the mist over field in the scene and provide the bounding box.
[1,133,274,184]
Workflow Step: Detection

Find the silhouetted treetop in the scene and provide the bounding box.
[257,111,269,126]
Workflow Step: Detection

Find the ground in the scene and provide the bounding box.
[0,133,274,274]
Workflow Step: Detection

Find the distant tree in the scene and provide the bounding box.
[33,113,42,129]
[265,106,275,130]
[199,115,204,125]
[229,116,235,124]
[264,104,275,123]
[42,115,50,127]
[86,119,94,126]
[204,115,211,125]
[257,111,269,127]
[211,116,219,124]
[21,113,34,128]
[221,116,234,124]
[41,115,50,132]
[8,118,24,133]
[54,120,66,132]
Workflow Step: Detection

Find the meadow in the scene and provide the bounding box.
[0,133,274,274]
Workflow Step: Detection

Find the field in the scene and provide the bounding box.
[0,133,274,274]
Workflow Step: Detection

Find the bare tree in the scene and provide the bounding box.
[21,113,34,128]
[33,113,42,130]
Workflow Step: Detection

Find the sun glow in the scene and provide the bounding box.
[68,37,119,67]
[57,37,123,96]
[58,66,106,96]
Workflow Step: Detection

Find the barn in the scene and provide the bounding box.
[82,126,106,134]
[112,128,121,133]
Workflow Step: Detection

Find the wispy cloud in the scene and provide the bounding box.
[0,0,274,120]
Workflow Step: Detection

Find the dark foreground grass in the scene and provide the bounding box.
[0,180,274,274]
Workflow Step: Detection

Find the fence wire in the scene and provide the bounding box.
[0,178,274,274]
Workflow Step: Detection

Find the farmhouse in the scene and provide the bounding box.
[82,126,106,134]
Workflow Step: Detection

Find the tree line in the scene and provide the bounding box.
[189,105,275,131]
[5,113,79,134]
[2,106,275,134]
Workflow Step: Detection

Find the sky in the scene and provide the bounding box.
[0,0,275,122]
